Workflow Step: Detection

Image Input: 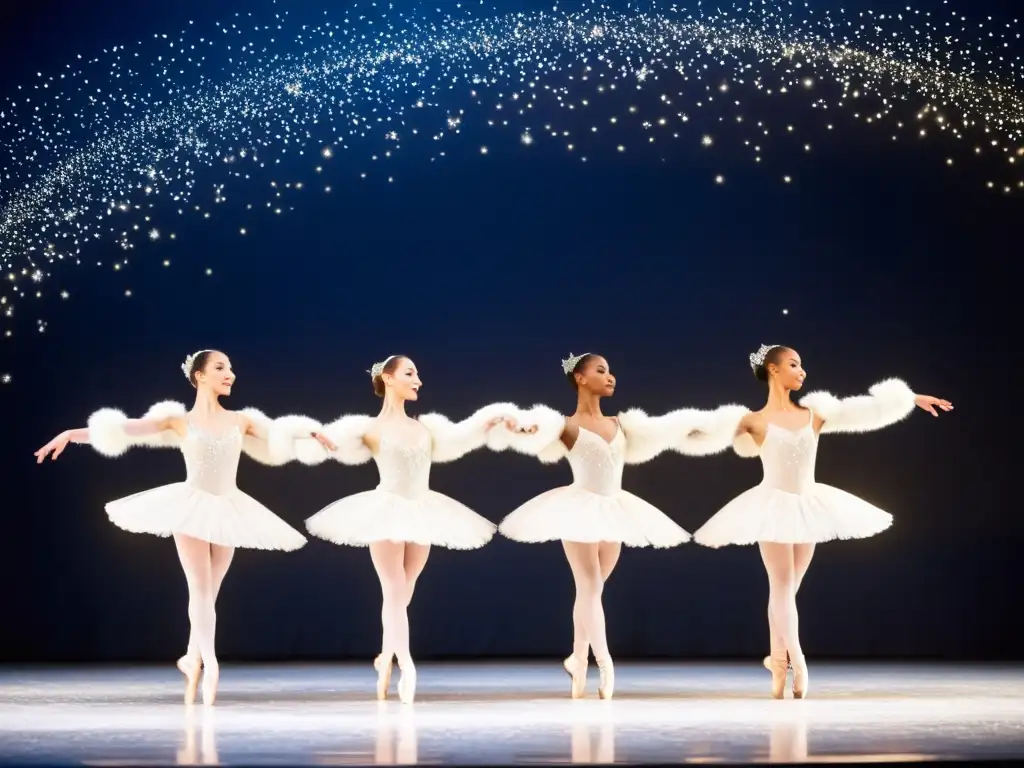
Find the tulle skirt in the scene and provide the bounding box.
[305,489,496,549]
[105,482,307,551]
[498,485,690,548]
[693,482,893,548]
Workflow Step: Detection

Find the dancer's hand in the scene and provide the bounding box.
[312,431,338,452]
[914,394,953,417]
[501,417,537,434]
[35,431,72,463]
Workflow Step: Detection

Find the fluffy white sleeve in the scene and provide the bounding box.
[486,404,569,464]
[317,414,376,465]
[86,401,188,458]
[418,402,519,464]
[238,408,326,467]
[617,404,750,464]
[800,378,916,435]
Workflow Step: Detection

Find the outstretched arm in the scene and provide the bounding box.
[800,378,952,434]
[418,402,519,463]
[617,403,750,464]
[487,404,570,464]
[35,401,189,462]
[236,409,331,467]
[309,414,377,466]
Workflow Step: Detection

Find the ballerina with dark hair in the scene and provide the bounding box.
[693,344,952,700]
[33,349,332,706]
[301,354,520,704]
[488,352,749,700]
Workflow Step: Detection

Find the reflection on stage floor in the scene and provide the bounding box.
[1,662,1022,764]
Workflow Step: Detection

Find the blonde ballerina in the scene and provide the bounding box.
[34,349,332,705]
[299,355,520,704]
[487,352,748,699]
[693,344,953,699]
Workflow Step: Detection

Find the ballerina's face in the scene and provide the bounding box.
[194,351,236,397]
[385,357,422,401]
[768,348,806,391]
[576,355,616,397]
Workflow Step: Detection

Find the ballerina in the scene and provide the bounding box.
[486,352,749,700]
[34,349,331,706]
[692,343,952,699]
[300,354,520,704]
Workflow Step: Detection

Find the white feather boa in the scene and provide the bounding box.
[317,414,376,465]
[87,401,188,457]
[731,378,917,458]
[419,402,519,463]
[487,404,568,464]
[617,404,750,463]
[800,378,916,434]
[86,401,324,466]
[489,402,749,464]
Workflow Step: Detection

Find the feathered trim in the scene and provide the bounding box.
[617,404,750,463]
[487,404,568,464]
[418,402,519,463]
[320,414,376,465]
[239,408,325,467]
[800,378,915,434]
[86,401,187,458]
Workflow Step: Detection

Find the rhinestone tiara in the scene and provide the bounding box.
[181,349,213,380]
[561,352,590,376]
[748,343,780,371]
[368,355,399,379]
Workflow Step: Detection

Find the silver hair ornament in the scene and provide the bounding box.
[181,349,213,380]
[368,355,399,379]
[561,352,590,376]
[748,344,780,371]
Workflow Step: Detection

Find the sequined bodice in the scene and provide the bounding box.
[182,422,242,496]
[759,418,818,495]
[374,428,432,500]
[568,427,625,497]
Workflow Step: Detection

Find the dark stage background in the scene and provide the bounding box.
[0,0,1016,664]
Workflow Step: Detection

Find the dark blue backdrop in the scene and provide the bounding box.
[0,0,1015,664]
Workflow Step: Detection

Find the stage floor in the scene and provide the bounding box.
[1,661,1022,764]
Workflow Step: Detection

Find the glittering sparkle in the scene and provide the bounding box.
[0,1,1021,354]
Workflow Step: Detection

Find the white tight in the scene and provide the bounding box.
[759,542,815,664]
[562,541,621,663]
[369,540,430,670]
[174,534,235,671]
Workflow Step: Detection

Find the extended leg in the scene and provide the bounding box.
[185,544,235,664]
[174,534,219,705]
[760,542,808,698]
[370,541,417,703]
[563,541,614,699]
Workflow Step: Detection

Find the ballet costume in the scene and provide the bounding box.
[86,400,321,702]
[488,401,749,698]
[300,403,520,703]
[692,378,919,698]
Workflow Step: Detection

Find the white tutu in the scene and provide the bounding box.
[499,484,690,548]
[306,489,496,549]
[692,482,892,548]
[106,482,307,551]
[695,412,894,548]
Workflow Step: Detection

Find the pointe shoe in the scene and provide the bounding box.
[768,652,788,700]
[374,654,393,701]
[596,659,615,700]
[563,655,588,699]
[792,658,809,699]
[397,665,417,705]
[177,655,201,705]
[201,662,220,707]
